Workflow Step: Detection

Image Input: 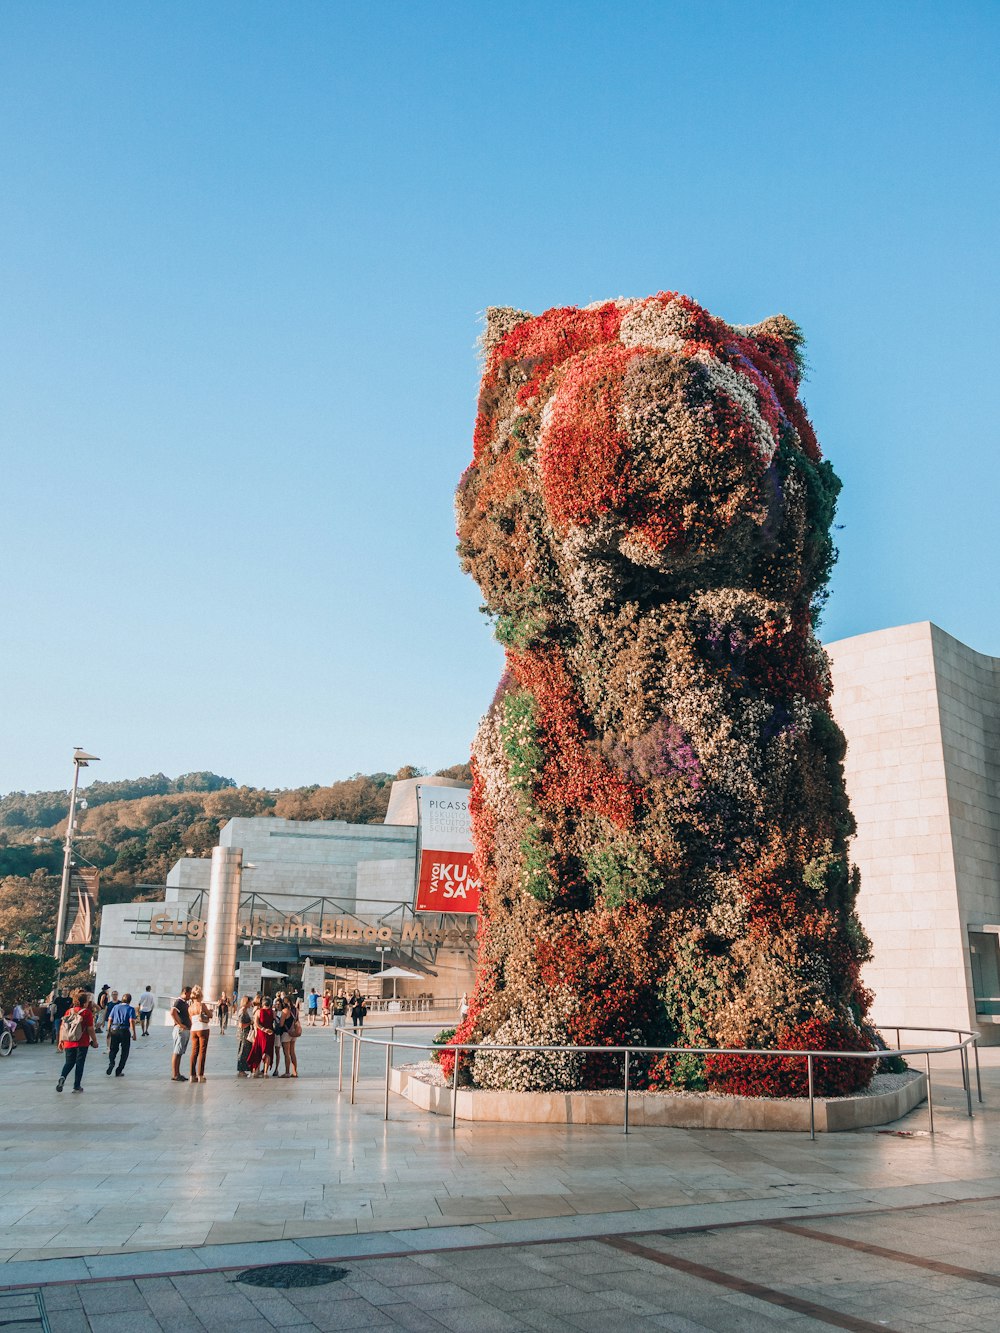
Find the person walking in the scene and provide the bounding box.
[306,988,319,1027]
[235,995,254,1074]
[188,986,213,1083]
[245,994,275,1077]
[106,992,137,1076]
[170,985,192,1082]
[56,992,97,1093]
[332,990,348,1033]
[136,986,155,1036]
[51,990,72,1044]
[217,991,230,1035]
[94,984,110,1033]
[277,995,300,1077]
[349,990,368,1031]
[321,990,331,1027]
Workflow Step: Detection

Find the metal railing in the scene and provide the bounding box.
[336,1023,983,1141]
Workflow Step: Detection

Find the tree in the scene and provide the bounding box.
[0,952,57,1007]
[0,871,59,953]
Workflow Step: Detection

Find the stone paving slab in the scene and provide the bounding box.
[8,1195,1000,1330]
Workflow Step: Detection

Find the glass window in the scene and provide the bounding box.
[970,932,1000,1016]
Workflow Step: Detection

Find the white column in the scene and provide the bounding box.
[202,846,242,1003]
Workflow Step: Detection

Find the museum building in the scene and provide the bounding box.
[95,777,479,1007]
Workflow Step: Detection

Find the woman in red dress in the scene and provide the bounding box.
[244,995,274,1078]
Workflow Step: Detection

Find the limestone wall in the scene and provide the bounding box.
[828,622,1000,1041]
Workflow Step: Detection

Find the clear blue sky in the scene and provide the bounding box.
[2,2,997,797]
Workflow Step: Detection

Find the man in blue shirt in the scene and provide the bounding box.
[106,992,137,1077]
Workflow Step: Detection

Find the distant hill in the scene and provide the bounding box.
[0,763,472,957]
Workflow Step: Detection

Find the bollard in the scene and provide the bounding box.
[807,1054,815,1141]
[451,1048,460,1131]
[384,1042,392,1121]
[962,1044,973,1118]
[925,1053,934,1134]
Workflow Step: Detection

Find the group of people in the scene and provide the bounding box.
[303,988,370,1028]
[32,978,384,1093]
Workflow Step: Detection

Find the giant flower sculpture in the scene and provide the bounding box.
[453,293,874,1098]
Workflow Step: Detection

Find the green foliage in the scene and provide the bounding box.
[501,691,544,798]
[0,952,57,1006]
[0,871,59,953]
[495,611,549,651]
[0,772,235,832]
[669,1051,708,1091]
[519,824,555,901]
[430,1026,457,1063]
[584,843,658,909]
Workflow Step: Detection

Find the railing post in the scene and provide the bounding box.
[337,1027,344,1092]
[957,1033,968,1091]
[384,1041,392,1121]
[451,1048,460,1131]
[925,1052,934,1134]
[807,1054,815,1141]
[962,1044,973,1118]
[350,1031,360,1106]
[974,1037,983,1103]
[623,1049,630,1135]
[895,1027,901,1050]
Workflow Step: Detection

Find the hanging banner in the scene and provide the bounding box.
[414,785,480,914]
[66,869,100,945]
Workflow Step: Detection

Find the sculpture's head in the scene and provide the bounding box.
[457,293,834,649]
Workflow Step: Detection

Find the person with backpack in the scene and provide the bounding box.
[56,993,97,1093]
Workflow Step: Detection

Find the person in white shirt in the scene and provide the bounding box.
[137,986,155,1036]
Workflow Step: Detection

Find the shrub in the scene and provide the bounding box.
[0,952,58,1009]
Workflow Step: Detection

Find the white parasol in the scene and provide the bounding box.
[376,965,424,998]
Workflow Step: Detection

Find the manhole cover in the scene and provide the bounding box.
[235,1263,348,1289]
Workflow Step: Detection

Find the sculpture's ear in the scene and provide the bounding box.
[480,307,534,362]
[747,314,806,383]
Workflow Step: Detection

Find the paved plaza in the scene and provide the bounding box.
[2,1021,999,1330]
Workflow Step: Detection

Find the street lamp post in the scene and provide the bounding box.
[54,748,100,964]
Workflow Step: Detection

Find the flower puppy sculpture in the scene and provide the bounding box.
[452,292,875,1098]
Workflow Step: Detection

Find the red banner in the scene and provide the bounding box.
[414,850,481,914]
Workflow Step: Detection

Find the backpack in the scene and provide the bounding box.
[61,1009,86,1043]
